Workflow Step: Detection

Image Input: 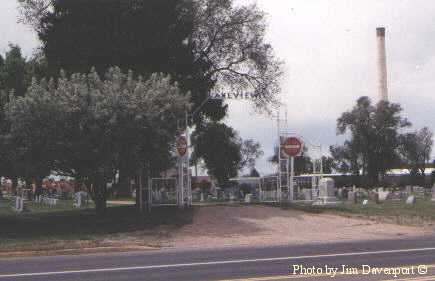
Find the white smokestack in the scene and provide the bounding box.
[376,27,388,101]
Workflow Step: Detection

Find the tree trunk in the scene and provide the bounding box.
[95,194,107,217]
[116,169,131,197]
[92,179,107,217]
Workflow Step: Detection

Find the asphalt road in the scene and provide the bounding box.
[2,236,435,281]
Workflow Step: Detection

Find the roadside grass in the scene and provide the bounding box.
[0,200,193,253]
[285,199,435,226]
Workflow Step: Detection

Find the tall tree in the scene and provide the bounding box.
[192,122,242,186]
[18,0,282,112]
[0,44,27,97]
[321,156,334,174]
[240,139,263,171]
[399,127,433,183]
[5,67,190,215]
[334,96,410,185]
[18,0,282,192]
[0,45,30,193]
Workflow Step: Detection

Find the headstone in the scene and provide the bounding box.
[244,194,253,203]
[74,192,82,208]
[405,185,412,194]
[229,193,236,202]
[319,178,335,197]
[378,191,390,201]
[74,192,88,208]
[406,195,416,205]
[368,191,379,203]
[431,185,435,202]
[302,189,312,200]
[15,196,24,213]
[200,192,205,202]
[313,178,337,206]
[337,188,343,199]
[347,191,356,203]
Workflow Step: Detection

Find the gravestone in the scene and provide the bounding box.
[347,191,356,203]
[15,196,24,213]
[200,192,205,202]
[229,193,236,202]
[337,188,343,199]
[406,195,416,205]
[314,178,337,206]
[302,189,312,200]
[74,192,88,208]
[368,191,379,204]
[244,194,253,203]
[378,191,390,201]
[431,184,435,202]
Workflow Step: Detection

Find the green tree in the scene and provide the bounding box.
[19,0,282,111]
[193,122,242,187]
[6,67,190,215]
[0,44,27,97]
[240,139,264,171]
[334,96,410,185]
[18,0,282,194]
[0,45,30,193]
[249,168,260,178]
[398,127,433,184]
[329,142,363,175]
[321,156,334,174]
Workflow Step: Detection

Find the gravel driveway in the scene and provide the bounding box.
[170,205,432,248]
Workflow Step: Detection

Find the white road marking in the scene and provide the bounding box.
[1,247,435,278]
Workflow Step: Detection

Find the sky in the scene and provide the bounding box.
[1,0,435,176]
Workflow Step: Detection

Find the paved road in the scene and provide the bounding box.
[1,236,435,281]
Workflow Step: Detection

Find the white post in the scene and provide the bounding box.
[179,157,184,209]
[289,156,295,202]
[185,111,191,207]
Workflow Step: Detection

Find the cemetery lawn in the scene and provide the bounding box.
[0,201,193,256]
[288,200,435,226]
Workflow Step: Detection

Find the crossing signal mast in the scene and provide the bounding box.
[276,106,323,203]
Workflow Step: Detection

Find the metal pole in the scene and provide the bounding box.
[289,156,294,202]
[185,111,191,207]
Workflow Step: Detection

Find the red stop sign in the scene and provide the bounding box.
[177,136,188,156]
[282,137,302,157]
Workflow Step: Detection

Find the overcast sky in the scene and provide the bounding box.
[1,0,435,175]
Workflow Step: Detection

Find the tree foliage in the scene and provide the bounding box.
[17,0,282,193]
[5,67,190,214]
[240,139,263,170]
[0,44,27,97]
[332,96,411,185]
[18,0,282,114]
[398,127,433,179]
[192,122,242,186]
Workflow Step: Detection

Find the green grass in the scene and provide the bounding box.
[0,199,193,252]
[285,199,435,225]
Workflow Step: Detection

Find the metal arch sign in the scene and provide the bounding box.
[282,137,303,157]
[177,136,188,157]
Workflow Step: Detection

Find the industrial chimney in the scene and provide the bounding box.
[376,27,388,101]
